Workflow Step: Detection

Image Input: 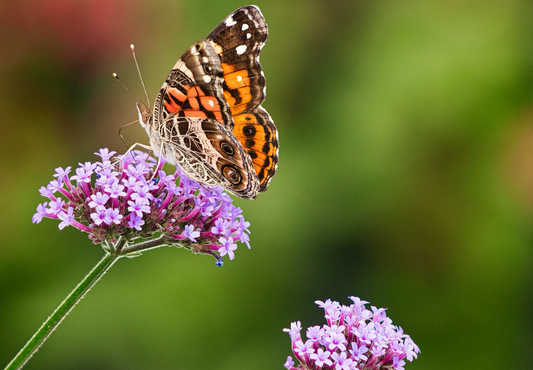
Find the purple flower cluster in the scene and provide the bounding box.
[33,148,251,264]
[283,297,420,370]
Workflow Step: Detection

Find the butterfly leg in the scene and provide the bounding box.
[148,142,165,181]
[110,143,152,166]
[119,142,153,162]
[103,142,154,172]
[116,142,169,182]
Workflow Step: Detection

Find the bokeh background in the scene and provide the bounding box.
[1,0,533,369]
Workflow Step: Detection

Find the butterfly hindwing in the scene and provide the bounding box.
[199,118,259,197]
[232,106,278,192]
[155,116,259,198]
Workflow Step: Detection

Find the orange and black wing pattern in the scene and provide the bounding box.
[153,40,233,129]
[207,5,278,193]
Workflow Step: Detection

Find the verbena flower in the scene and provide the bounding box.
[283,297,420,370]
[33,148,251,265]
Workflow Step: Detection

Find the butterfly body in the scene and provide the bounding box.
[137,6,278,199]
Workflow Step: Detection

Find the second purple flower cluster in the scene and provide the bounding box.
[284,297,420,370]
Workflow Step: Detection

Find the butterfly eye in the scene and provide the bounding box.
[222,165,242,185]
[220,141,234,155]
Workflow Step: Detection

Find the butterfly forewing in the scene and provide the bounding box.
[154,41,232,126]
[207,5,268,115]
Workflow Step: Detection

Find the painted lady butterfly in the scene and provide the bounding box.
[136,5,278,199]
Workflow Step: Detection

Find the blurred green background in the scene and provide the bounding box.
[1,0,533,369]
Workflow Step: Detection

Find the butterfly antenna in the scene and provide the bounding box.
[112,72,149,109]
[130,44,151,109]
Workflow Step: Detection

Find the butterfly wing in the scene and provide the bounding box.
[146,6,276,198]
[153,41,232,126]
[207,5,279,193]
[158,116,260,198]
[150,40,259,198]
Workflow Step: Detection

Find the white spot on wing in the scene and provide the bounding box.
[202,56,209,63]
[260,69,266,96]
[203,75,212,83]
[208,99,215,107]
[242,23,249,31]
[237,75,243,82]
[246,33,251,39]
[236,45,247,55]
[225,16,237,26]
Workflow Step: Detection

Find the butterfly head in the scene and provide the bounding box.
[136,103,152,129]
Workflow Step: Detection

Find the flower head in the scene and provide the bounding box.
[33,148,252,265]
[284,297,420,370]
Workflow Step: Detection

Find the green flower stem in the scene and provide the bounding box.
[3,235,174,370]
[4,252,121,370]
[120,235,174,254]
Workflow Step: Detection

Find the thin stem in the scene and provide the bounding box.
[120,234,175,254]
[4,252,121,370]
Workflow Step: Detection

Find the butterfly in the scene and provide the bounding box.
[136,5,278,199]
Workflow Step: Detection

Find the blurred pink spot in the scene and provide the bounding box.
[3,0,141,68]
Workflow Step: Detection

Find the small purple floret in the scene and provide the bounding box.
[182,225,200,242]
[284,356,295,370]
[89,192,110,209]
[218,236,238,260]
[127,213,145,231]
[58,207,75,230]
